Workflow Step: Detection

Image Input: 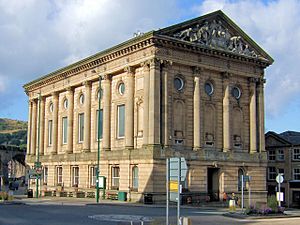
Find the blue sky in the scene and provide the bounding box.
[0,0,299,133]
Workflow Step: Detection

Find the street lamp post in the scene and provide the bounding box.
[96,75,102,203]
[36,93,41,198]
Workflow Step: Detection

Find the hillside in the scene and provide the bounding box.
[0,118,27,149]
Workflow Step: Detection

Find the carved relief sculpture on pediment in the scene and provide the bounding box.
[173,19,258,58]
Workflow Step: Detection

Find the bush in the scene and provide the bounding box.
[267,195,278,212]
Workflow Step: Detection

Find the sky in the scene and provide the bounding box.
[0,0,299,133]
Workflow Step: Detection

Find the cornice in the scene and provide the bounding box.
[23,31,156,92]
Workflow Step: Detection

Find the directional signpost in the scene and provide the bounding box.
[166,157,187,225]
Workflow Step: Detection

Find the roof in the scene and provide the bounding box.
[24,10,273,91]
[279,131,300,145]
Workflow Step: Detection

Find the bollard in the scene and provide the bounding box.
[182,217,192,225]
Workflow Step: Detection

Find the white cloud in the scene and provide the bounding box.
[195,0,300,119]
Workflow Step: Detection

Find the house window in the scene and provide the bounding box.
[96,109,103,140]
[294,168,300,180]
[72,166,79,187]
[43,166,48,184]
[117,105,125,138]
[277,149,284,161]
[132,166,139,191]
[62,117,68,144]
[48,120,53,146]
[90,166,97,187]
[238,169,244,191]
[293,149,300,160]
[268,167,276,180]
[78,113,84,143]
[56,166,63,185]
[111,166,120,190]
[268,150,276,161]
[278,168,284,179]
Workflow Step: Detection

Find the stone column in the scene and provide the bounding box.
[66,87,74,154]
[249,78,257,153]
[102,74,111,150]
[39,96,45,155]
[30,99,37,156]
[148,58,161,145]
[83,81,91,152]
[193,67,201,150]
[125,67,135,149]
[258,79,266,152]
[162,61,172,147]
[142,62,150,146]
[222,73,230,152]
[51,92,59,155]
[27,100,33,155]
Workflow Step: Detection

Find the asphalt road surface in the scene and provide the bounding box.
[0,204,300,225]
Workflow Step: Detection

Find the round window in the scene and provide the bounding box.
[97,89,103,99]
[204,82,214,96]
[49,103,53,112]
[118,82,125,95]
[63,99,68,109]
[174,77,184,91]
[232,86,241,99]
[79,94,84,104]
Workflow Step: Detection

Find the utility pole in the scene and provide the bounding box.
[96,76,102,203]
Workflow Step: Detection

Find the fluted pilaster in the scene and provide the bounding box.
[27,100,32,155]
[258,79,266,152]
[30,99,37,156]
[83,81,91,152]
[125,67,135,149]
[222,72,230,152]
[193,67,201,150]
[51,92,59,154]
[67,87,74,154]
[249,78,257,153]
[102,74,111,150]
[142,62,150,146]
[39,96,45,155]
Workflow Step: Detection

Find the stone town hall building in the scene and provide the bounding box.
[24,11,273,203]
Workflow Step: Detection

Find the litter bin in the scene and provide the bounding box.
[144,193,153,204]
[118,192,127,201]
[27,189,33,198]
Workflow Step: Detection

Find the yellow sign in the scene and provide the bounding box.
[169,181,178,192]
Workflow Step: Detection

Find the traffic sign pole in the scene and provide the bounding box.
[166,158,169,225]
[177,157,181,225]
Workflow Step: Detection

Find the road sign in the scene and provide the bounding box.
[34,161,42,169]
[276,192,284,201]
[276,174,284,184]
[169,157,187,181]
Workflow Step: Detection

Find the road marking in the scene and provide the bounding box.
[192,211,226,215]
[89,215,154,222]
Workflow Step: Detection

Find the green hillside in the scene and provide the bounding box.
[0,118,27,149]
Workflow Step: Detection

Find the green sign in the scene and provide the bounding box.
[34,161,42,169]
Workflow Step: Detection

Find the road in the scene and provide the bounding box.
[0,204,300,225]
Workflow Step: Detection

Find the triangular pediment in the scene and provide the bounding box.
[155,10,273,64]
[265,131,291,147]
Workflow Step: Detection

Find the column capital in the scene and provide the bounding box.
[221,71,231,79]
[248,77,259,83]
[124,66,135,77]
[83,80,92,87]
[192,66,203,75]
[65,86,74,92]
[100,74,111,81]
[51,91,59,98]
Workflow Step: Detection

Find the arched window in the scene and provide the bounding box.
[238,168,244,191]
[132,166,139,191]
[204,104,215,147]
[233,108,243,148]
[174,100,184,138]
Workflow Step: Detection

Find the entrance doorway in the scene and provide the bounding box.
[207,167,220,201]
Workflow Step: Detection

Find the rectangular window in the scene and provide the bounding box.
[56,166,63,185]
[78,113,84,143]
[43,166,48,184]
[277,149,284,161]
[90,166,97,187]
[48,120,53,146]
[293,149,300,160]
[268,150,276,161]
[62,117,68,144]
[96,109,103,140]
[117,105,125,138]
[111,166,120,190]
[268,167,276,180]
[294,168,300,180]
[72,166,79,187]
[132,166,139,190]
